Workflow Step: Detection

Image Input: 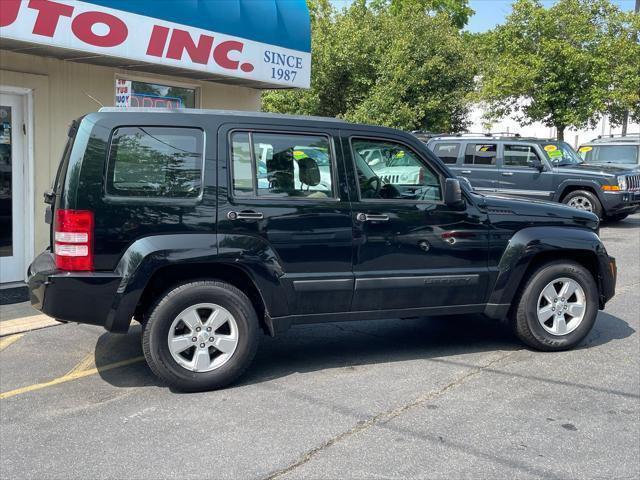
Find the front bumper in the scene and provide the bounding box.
[601,191,640,215]
[599,254,616,307]
[28,251,122,328]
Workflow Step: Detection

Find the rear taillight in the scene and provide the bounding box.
[54,209,94,271]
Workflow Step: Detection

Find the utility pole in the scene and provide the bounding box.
[622,0,640,135]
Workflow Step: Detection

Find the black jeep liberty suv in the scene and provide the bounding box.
[28,109,617,391]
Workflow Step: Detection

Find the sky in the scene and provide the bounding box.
[329,0,637,33]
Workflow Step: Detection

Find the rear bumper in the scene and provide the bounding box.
[28,251,123,329]
[601,191,640,215]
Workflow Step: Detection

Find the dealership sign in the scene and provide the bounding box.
[0,0,311,88]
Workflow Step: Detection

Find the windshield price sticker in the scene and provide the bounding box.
[579,146,593,152]
[544,145,557,152]
[548,150,563,158]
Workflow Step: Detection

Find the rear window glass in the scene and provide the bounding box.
[464,143,497,166]
[106,127,204,198]
[431,143,460,164]
[579,145,639,165]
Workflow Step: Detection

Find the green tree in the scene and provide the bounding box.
[262,0,476,132]
[476,0,635,141]
[602,9,640,133]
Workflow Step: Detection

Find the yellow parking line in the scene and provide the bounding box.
[0,334,24,352]
[0,356,145,400]
[65,353,96,376]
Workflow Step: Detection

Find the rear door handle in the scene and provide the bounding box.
[356,213,389,222]
[502,172,514,176]
[228,210,264,220]
[461,170,471,174]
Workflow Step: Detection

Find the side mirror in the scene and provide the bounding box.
[530,158,545,171]
[444,178,464,207]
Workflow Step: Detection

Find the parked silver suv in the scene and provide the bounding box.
[578,134,640,170]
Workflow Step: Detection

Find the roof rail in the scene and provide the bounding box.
[442,132,522,138]
[592,133,640,141]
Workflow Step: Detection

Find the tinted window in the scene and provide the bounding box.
[464,143,497,166]
[231,132,334,198]
[352,138,442,201]
[431,143,460,164]
[581,145,638,165]
[504,144,541,167]
[107,127,203,198]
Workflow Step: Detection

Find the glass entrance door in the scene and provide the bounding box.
[0,92,26,283]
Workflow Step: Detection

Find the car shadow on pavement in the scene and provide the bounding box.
[603,215,640,229]
[94,311,635,391]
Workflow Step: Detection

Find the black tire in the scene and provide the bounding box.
[562,190,603,219]
[606,213,629,222]
[511,261,598,351]
[142,280,259,392]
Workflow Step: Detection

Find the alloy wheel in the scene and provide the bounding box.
[567,196,593,212]
[536,277,586,336]
[168,303,239,372]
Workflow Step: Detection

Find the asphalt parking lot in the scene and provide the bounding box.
[1,214,638,480]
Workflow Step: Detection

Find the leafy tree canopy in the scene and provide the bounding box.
[476,0,639,140]
[262,0,476,133]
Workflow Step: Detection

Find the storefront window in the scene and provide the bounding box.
[115,79,196,109]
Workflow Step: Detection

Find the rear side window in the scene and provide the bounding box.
[106,127,204,198]
[431,143,460,164]
[231,131,334,199]
[464,143,497,166]
[504,144,541,167]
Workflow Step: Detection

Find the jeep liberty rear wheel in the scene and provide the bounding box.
[142,281,259,391]
[511,261,598,351]
[562,190,603,218]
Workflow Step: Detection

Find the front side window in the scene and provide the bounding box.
[107,127,203,198]
[504,144,541,167]
[231,132,334,199]
[352,138,442,201]
[431,143,460,164]
[464,143,497,166]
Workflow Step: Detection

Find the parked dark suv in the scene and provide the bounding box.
[29,110,617,391]
[426,134,640,221]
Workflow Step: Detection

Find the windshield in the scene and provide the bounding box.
[579,145,639,165]
[542,142,583,166]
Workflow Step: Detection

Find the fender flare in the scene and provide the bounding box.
[553,179,604,203]
[484,226,609,320]
[104,233,287,332]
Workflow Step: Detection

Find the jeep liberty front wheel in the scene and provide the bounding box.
[511,261,598,351]
[142,281,259,391]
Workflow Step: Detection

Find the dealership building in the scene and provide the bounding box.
[0,0,311,285]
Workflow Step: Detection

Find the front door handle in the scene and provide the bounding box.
[461,170,472,174]
[356,213,390,222]
[502,172,514,176]
[228,210,264,221]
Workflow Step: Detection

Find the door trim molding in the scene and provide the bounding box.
[0,85,34,282]
[355,274,480,290]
